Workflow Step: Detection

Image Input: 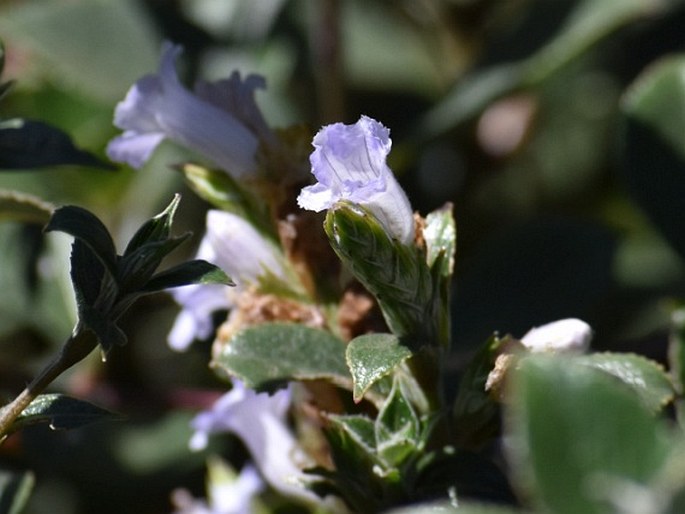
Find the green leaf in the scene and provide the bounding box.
[0,189,53,224]
[452,334,512,449]
[212,323,350,390]
[423,204,456,276]
[141,259,233,293]
[375,376,421,468]
[620,54,685,259]
[327,414,377,455]
[346,333,412,403]
[507,355,672,514]
[44,204,118,276]
[669,305,685,422]
[575,352,675,412]
[181,163,254,219]
[0,470,34,514]
[122,194,180,257]
[325,202,436,349]
[117,234,190,293]
[0,118,114,170]
[423,204,456,348]
[10,393,120,432]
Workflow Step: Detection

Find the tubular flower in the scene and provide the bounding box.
[521,318,593,353]
[107,42,263,178]
[171,462,263,514]
[168,210,286,351]
[297,115,415,244]
[189,381,318,504]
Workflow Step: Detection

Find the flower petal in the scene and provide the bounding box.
[108,42,259,177]
[521,318,593,353]
[297,115,414,244]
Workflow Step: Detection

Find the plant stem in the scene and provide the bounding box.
[0,327,98,440]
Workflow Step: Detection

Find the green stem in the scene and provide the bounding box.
[0,327,98,441]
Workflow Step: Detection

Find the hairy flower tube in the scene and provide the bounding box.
[168,210,287,350]
[521,318,593,353]
[107,42,265,177]
[189,380,318,504]
[297,115,415,244]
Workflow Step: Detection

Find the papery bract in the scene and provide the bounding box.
[168,210,286,350]
[297,115,415,244]
[521,318,593,353]
[107,42,260,177]
[189,380,318,504]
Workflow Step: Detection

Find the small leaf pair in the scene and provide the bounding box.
[44,194,232,354]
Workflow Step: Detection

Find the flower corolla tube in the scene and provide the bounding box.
[189,381,318,504]
[168,210,286,351]
[297,115,415,244]
[107,42,266,178]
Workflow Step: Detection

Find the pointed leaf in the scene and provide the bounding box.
[423,203,456,276]
[0,189,53,224]
[375,376,421,467]
[212,323,350,389]
[507,355,672,514]
[10,393,120,431]
[0,118,114,170]
[45,204,118,275]
[123,194,180,256]
[117,234,190,292]
[80,303,127,353]
[0,470,34,514]
[575,352,675,412]
[452,334,511,449]
[327,414,377,454]
[69,238,111,312]
[346,333,412,403]
[141,259,233,293]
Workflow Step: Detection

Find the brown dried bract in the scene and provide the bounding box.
[336,282,386,342]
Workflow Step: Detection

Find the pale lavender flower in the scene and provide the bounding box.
[189,380,318,504]
[171,461,263,514]
[297,115,415,244]
[107,42,263,177]
[521,318,593,353]
[168,210,286,351]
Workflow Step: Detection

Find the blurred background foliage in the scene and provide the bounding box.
[0,0,683,512]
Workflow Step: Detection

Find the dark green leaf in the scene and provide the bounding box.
[507,355,672,514]
[0,189,53,224]
[452,335,512,449]
[0,118,114,170]
[80,303,127,353]
[141,259,233,293]
[212,323,350,390]
[45,204,118,276]
[123,194,180,257]
[575,352,675,412]
[0,470,34,514]
[117,234,190,293]
[69,238,110,314]
[620,55,685,260]
[11,393,120,431]
[346,333,412,403]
